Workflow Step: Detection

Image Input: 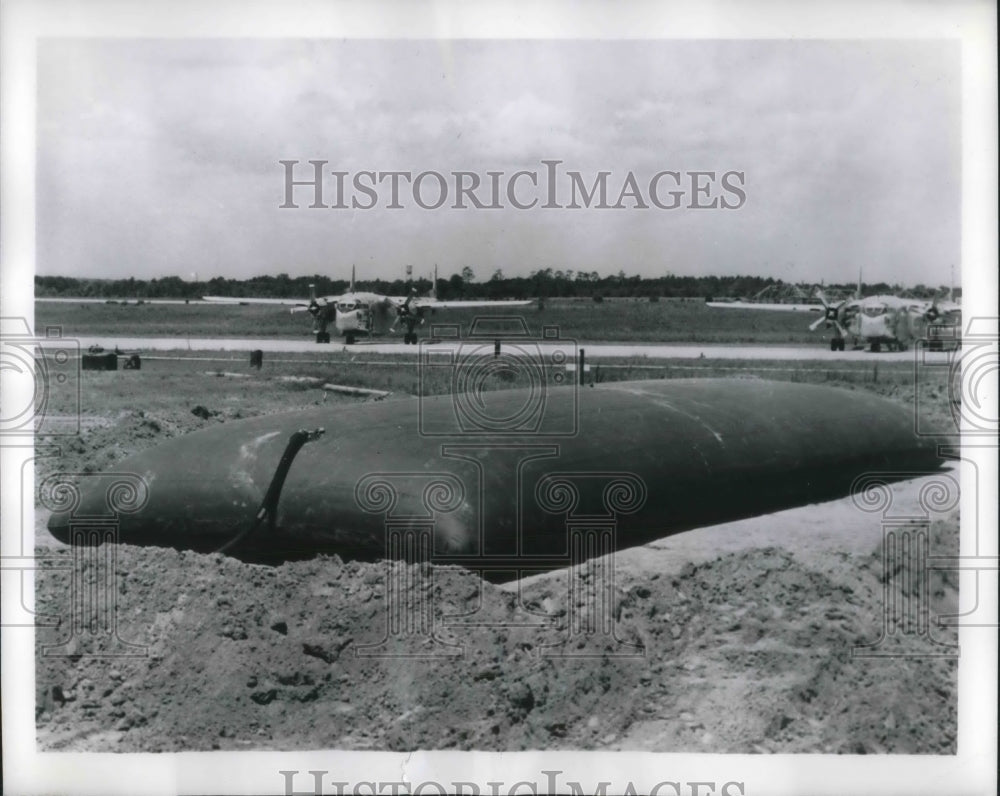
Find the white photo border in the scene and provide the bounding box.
[2,2,996,795]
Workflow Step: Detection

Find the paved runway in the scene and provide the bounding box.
[69,335,951,363]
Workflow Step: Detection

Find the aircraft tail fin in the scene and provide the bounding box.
[350,265,356,293]
[856,267,863,300]
[430,264,438,300]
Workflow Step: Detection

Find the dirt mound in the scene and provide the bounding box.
[36,405,252,484]
[35,514,958,753]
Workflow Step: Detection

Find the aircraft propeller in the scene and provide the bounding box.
[810,289,848,337]
[291,284,334,336]
[390,288,422,332]
[924,297,941,323]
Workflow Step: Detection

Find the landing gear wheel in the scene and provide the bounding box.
[316,331,330,344]
[830,338,840,352]
[404,332,417,345]
[345,332,356,345]
[870,341,881,353]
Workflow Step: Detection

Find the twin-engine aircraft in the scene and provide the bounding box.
[707,277,960,352]
[805,289,959,352]
[205,267,533,344]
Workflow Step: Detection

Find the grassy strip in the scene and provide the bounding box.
[46,349,954,423]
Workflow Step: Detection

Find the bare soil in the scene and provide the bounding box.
[34,516,958,753]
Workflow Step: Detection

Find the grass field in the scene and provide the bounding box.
[35,297,830,345]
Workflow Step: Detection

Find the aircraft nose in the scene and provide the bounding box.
[860,315,887,336]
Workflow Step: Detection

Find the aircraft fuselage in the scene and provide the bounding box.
[833,295,940,352]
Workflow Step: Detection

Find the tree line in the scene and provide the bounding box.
[34,271,952,302]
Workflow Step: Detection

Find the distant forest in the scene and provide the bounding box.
[34,271,954,302]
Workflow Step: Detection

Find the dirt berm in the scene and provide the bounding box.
[35,513,957,753]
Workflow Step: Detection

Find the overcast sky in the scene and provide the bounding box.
[37,39,960,286]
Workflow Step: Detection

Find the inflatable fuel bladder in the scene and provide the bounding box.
[46,379,944,576]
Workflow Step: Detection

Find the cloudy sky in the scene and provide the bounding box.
[37,39,960,286]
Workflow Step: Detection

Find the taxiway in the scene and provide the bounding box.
[69,335,951,363]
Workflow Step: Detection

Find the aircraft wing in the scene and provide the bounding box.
[706,301,823,313]
[203,295,312,306]
[408,298,534,309]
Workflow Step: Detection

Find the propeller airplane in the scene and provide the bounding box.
[205,266,533,344]
[805,289,959,352]
[707,272,960,352]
